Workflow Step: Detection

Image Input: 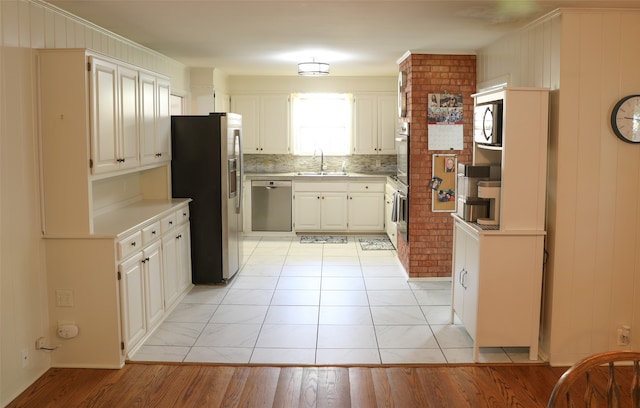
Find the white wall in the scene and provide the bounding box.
[229,75,395,94]
[477,9,640,365]
[0,1,189,404]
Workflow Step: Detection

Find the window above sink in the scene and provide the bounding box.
[291,93,353,156]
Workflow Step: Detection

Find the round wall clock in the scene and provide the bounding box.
[611,94,640,143]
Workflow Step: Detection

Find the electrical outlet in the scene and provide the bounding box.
[617,325,631,346]
[55,290,74,307]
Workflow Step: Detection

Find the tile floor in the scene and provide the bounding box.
[130,235,535,365]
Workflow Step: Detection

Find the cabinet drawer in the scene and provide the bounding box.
[294,182,348,192]
[142,221,161,245]
[350,182,384,193]
[118,231,142,260]
[161,213,176,233]
[176,206,189,225]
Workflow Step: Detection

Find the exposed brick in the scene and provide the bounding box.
[397,53,475,279]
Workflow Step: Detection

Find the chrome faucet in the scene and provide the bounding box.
[314,148,326,172]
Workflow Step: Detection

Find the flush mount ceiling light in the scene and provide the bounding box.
[298,60,330,76]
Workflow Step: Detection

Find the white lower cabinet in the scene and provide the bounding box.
[348,182,384,231]
[294,182,348,231]
[293,179,385,233]
[163,222,192,310]
[451,218,545,361]
[143,240,165,329]
[117,203,192,358]
[452,222,479,338]
[119,252,146,352]
[119,239,166,353]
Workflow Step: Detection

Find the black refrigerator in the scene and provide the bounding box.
[171,113,243,284]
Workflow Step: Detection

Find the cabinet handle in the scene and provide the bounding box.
[169,221,173,225]
[349,197,353,200]
[176,234,182,239]
[365,186,369,189]
[130,242,136,247]
[152,230,156,235]
[317,196,320,200]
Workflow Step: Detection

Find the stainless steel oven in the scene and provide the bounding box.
[396,182,409,242]
[395,122,409,186]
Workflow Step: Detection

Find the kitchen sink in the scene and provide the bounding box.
[296,171,348,176]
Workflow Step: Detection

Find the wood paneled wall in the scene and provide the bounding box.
[477,9,640,366]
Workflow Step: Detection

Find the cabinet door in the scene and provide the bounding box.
[139,73,157,165]
[462,232,479,340]
[89,57,119,174]
[232,95,259,153]
[119,252,146,351]
[353,95,377,154]
[377,94,397,154]
[384,193,397,247]
[118,66,140,169]
[156,78,171,161]
[348,192,384,231]
[176,223,192,293]
[321,192,348,230]
[452,224,467,320]
[260,94,290,154]
[162,233,180,309]
[143,241,164,329]
[294,192,321,231]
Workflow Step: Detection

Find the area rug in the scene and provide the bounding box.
[300,235,348,244]
[358,237,395,251]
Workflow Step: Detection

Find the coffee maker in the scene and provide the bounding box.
[476,180,501,225]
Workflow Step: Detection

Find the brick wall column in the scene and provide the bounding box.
[397,54,476,278]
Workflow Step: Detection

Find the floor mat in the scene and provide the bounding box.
[300,235,348,244]
[358,237,395,250]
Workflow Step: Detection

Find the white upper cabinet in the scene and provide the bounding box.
[232,94,290,154]
[353,93,397,155]
[90,57,147,174]
[140,73,171,165]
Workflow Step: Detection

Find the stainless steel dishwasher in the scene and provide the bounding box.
[251,180,292,232]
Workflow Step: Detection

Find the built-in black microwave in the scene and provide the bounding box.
[473,102,503,146]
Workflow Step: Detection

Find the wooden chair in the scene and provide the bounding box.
[547,350,640,408]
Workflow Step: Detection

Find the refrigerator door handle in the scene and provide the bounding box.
[235,129,243,214]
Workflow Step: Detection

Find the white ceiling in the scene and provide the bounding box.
[45,0,640,76]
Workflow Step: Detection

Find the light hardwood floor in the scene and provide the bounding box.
[8,362,569,407]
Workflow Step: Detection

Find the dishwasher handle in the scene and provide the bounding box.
[251,180,292,188]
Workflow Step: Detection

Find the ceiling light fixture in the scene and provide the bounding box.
[298,59,330,76]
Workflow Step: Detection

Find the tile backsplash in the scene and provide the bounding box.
[244,154,396,174]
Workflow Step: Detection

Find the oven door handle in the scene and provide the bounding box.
[397,191,408,222]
